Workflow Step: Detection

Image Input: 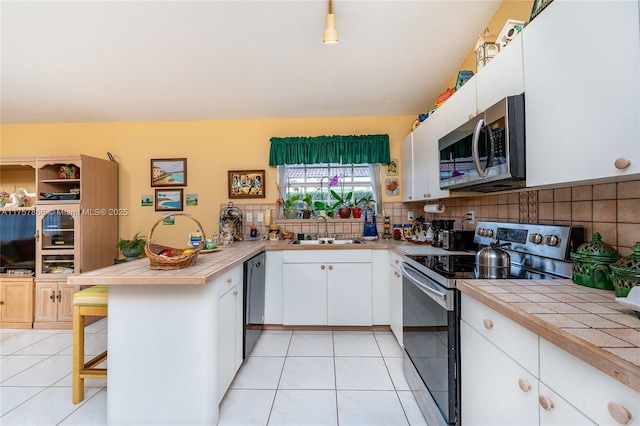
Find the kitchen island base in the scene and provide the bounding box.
[107,284,219,425]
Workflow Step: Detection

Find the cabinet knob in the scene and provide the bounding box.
[607,402,632,425]
[614,157,632,170]
[328,265,333,270]
[321,265,325,270]
[423,193,431,198]
[57,290,62,302]
[483,319,494,330]
[50,291,56,301]
[0,300,4,305]
[395,271,401,278]
[395,259,399,264]
[538,395,555,411]
[227,278,232,284]
[233,289,238,296]
[408,196,413,200]
[517,378,531,392]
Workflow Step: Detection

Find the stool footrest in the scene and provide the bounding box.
[79,368,107,380]
[84,350,107,370]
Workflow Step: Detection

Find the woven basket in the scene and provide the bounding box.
[144,213,205,270]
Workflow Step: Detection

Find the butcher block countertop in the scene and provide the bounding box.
[457,278,640,392]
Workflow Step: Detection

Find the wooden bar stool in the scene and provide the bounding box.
[72,285,108,404]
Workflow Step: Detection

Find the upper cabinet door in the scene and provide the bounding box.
[475,33,524,112]
[445,77,477,131]
[523,0,640,187]
[401,132,415,202]
[423,108,450,200]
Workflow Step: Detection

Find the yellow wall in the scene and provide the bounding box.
[1,116,413,243]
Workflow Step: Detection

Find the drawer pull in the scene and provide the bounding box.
[539,395,554,411]
[328,265,333,270]
[321,265,325,270]
[483,319,494,329]
[608,402,632,425]
[233,289,238,296]
[614,157,631,170]
[227,278,232,284]
[517,378,531,392]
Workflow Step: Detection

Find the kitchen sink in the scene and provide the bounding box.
[290,239,364,245]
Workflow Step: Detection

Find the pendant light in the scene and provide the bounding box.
[323,0,339,44]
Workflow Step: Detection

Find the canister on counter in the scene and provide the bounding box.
[268,225,280,241]
[403,224,413,239]
[393,224,403,240]
[383,216,392,239]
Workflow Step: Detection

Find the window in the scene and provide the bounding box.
[278,163,380,211]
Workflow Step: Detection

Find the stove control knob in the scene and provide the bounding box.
[544,235,559,246]
[484,229,494,238]
[476,228,484,236]
[529,233,543,244]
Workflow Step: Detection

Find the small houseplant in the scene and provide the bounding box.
[117,232,147,260]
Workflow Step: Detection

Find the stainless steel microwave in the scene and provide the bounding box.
[438,94,525,192]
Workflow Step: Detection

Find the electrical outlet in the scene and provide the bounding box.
[246,212,253,223]
[468,210,475,224]
[408,211,414,222]
[257,212,264,222]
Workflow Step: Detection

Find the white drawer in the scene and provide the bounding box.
[216,266,242,297]
[540,338,639,426]
[283,249,371,264]
[461,293,539,376]
[389,251,402,269]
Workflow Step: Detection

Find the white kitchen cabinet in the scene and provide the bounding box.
[422,107,450,200]
[538,383,595,426]
[283,263,328,325]
[282,250,372,326]
[461,293,639,426]
[461,320,539,426]
[523,0,640,187]
[327,263,372,325]
[217,265,243,402]
[388,251,403,346]
[264,251,283,324]
[401,132,415,202]
[475,33,524,112]
[539,338,638,426]
[444,77,478,131]
[371,250,390,325]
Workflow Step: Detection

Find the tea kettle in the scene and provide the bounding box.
[475,242,511,279]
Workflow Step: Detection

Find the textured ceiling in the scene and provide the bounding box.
[0,0,502,124]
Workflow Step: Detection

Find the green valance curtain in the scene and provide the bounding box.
[269,134,390,166]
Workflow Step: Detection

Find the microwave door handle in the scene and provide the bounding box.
[485,126,495,170]
[472,118,488,177]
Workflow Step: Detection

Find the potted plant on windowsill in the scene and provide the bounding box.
[354,195,375,219]
[117,232,147,261]
[330,189,353,218]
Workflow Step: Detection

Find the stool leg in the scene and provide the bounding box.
[72,305,85,404]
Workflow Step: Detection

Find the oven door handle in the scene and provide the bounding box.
[400,263,449,309]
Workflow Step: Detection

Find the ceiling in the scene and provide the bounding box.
[0,0,502,124]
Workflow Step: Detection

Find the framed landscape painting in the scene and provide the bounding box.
[155,189,183,211]
[151,158,187,187]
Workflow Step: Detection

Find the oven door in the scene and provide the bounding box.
[401,262,459,426]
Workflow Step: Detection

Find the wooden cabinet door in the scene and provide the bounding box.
[34,281,58,323]
[523,0,640,187]
[0,278,33,325]
[282,263,327,325]
[461,320,539,426]
[327,263,372,326]
[57,283,79,322]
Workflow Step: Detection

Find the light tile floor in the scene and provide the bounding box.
[1,320,428,425]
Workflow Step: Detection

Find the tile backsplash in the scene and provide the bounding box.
[222,179,640,255]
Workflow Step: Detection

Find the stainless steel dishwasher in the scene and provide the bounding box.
[243,251,266,358]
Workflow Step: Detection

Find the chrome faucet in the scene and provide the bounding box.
[313,214,328,239]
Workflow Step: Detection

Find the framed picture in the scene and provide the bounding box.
[155,189,183,211]
[386,159,398,176]
[385,178,399,196]
[228,170,265,199]
[530,0,554,21]
[151,158,187,187]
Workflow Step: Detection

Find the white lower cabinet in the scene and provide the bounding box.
[389,251,403,345]
[282,250,372,326]
[461,320,539,426]
[217,265,243,403]
[461,293,639,426]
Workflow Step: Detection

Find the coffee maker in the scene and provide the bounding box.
[431,220,444,247]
